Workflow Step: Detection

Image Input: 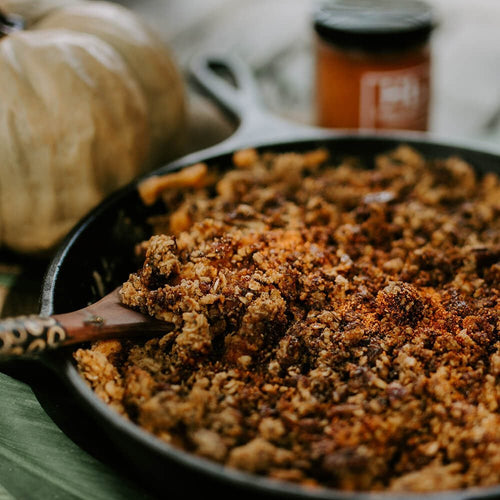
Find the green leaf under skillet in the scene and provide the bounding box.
[0,371,151,500]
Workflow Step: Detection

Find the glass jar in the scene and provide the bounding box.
[314,0,435,131]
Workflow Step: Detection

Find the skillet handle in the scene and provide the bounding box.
[189,53,329,148]
[0,315,67,356]
[189,53,262,120]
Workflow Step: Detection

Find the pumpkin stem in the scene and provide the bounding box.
[0,10,23,38]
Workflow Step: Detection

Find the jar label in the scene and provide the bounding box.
[359,64,430,130]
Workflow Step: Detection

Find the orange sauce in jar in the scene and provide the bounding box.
[314,0,434,131]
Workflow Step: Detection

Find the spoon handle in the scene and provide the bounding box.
[0,289,171,358]
[0,315,67,356]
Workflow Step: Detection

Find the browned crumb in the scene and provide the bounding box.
[75,146,500,492]
[138,163,208,206]
[232,148,259,169]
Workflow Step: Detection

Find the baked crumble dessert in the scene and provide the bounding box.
[75,146,500,492]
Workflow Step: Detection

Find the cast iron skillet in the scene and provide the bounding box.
[38,55,500,500]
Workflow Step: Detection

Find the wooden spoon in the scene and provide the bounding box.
[0,288,170,357]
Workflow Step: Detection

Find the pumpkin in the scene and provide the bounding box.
[0,0,186,253]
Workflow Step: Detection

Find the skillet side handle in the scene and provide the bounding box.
[189,53,264,122]
[189,53,329,147]
[0,315,67,357]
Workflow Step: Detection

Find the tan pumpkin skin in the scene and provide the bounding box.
[0,0,80,27]
[0,0,186,253]
[35,1,187,169]
[0,29,149,252]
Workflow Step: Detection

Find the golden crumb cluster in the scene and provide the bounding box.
[75,146,500,492]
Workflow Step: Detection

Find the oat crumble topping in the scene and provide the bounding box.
[75,146,500,492]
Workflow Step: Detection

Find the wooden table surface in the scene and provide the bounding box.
[1,0,500,498]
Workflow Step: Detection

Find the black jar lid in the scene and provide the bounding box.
[314,0,435,51]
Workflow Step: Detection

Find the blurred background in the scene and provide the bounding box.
[119,0,500,143]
